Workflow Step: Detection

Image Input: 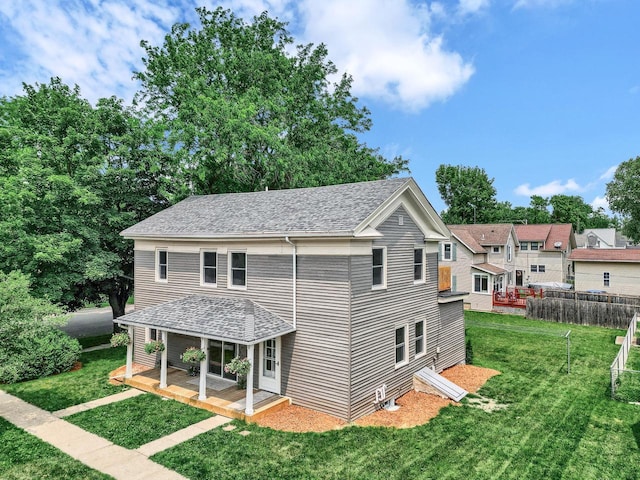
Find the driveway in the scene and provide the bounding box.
[61,305,134,338]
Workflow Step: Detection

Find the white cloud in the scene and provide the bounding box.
[599,165,618,181]
[458,0,490,16]
[0,0,474,111]
[513,0,574,9]
[590,195,609,212]
[514,178,581,196]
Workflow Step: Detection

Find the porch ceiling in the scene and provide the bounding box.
[114,295,294,344]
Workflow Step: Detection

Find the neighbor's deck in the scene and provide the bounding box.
[123,367,290,421]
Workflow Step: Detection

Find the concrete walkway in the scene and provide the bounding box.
[53,389,146,418]
[0,389,233,480]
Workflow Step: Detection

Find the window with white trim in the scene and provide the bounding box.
[604,272,610,287]
[531,265,538,273]
[156,249,167,282]
[492,246,500,253]
[201,250,217,286]
[372,247,386,289]
[538,265,545,273]
[415,320,425,357]
[530,242,540,251]
[145,327,159,343]
[229,251,247,288]
[521,242,529,251]
[507,244,512,262]
[473,273,489,293]
[413,247,425,283]
[395,325,408,366]
[442,243,452,261]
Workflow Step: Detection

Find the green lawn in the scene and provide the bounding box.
[66,394,213,449]
[0,346,128,411]
[0,418,110,480]
[151,311,640,480]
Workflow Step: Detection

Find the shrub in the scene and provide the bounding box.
[465,335,474,365]
[0,271,82,384]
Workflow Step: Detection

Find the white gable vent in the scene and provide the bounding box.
[398,215,404,226]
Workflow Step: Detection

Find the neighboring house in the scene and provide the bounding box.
[514,224,575,286]
[569,249,640,295]
[116,178,466,422]
[575,228,632,249]
[443,224,518,311]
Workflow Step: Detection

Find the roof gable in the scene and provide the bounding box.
[448,224,515,250]
[515,223,574,251]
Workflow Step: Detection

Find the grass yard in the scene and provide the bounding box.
[65,394,213,449]
[151,311,640,480]
[0,418,110,480]
[0,346,128,411]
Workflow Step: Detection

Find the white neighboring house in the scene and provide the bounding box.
[569,248,640,295]
[514,224,575,286]
[574,228,633,249]
[442,224,518,311]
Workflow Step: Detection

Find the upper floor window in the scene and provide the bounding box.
[538,265,546,273]
[604,272,610,287]
[492,246,500,253]
[442,243,452,261]
[473,273,489,293]
[414,247,425,283]
[415,320,425,358]
[229,252,247,288]
[530,242,540,251]
[372,247,386,289]
[201,251,217,286]
[507,245,512,262]
[395,325,408,367]
[531,265,538,273]
[521,242,529,251]
[156,249,168,282]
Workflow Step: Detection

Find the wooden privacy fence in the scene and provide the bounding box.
[527,290,640,329]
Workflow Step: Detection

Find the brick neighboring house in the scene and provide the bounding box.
[115,178,467,421]
[443,224,517,311]
[514,224,576,286]
[569,248,640,295]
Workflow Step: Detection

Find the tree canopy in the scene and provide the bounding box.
[606,156,640,242]
[435,165,498,224]
[134,6,407,196]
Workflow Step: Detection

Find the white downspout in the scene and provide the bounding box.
[284,236,297,329]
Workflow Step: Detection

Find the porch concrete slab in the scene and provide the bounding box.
[136,415,232,457]
[53,389,145,417]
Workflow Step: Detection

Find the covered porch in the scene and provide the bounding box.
[115,295,295,419]
[122,366,290,421]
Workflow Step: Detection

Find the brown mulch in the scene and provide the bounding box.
[69,361,83,372]
[108,363,153,385]
[253,364,501,432]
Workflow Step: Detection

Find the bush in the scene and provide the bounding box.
[0,271,82,384]
[0,329,82,383]
[465,336,474,365]
[144,340,165,354]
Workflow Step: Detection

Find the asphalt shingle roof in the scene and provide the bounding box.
[115,295,295,344]
[569,249,640,263]
[121,178,410,238]
[448,224,513,248]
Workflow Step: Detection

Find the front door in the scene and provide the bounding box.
[516,270,523,287]
[259,337,281,394]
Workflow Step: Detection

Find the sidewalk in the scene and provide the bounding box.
[0,389,232,480]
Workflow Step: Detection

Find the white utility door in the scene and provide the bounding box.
[259,337,281,394]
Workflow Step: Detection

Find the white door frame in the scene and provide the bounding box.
[258,337,281,394]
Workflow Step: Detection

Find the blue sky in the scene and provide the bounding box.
[1,0,638,215]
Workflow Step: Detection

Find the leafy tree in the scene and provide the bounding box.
[0,79,173,317]
[134,7,407,196]
[548,194,607,233]
[0,271,81,383]
[435,165,498,224]
[606,156,640,242]
[527,195,552,224]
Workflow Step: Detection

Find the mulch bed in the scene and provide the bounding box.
[252,364,501,432]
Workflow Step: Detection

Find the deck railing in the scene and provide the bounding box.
[493,286,542,309]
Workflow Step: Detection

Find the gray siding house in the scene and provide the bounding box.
[117,178,466,421]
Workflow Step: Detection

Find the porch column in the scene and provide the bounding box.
[125,325,134,379]
[245,343,255,416]
[160,330,168,389]
[198,337,207,401]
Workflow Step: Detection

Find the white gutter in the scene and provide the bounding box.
[284,236,297,329]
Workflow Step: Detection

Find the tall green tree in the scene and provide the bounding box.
[134,7,407,196]
[435,165,498,224]
[0,79,173,317]
[548,194,609,233]
[606,156,640,242]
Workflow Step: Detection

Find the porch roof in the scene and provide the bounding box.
[114,295,295,345]
[472,263,506,275]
